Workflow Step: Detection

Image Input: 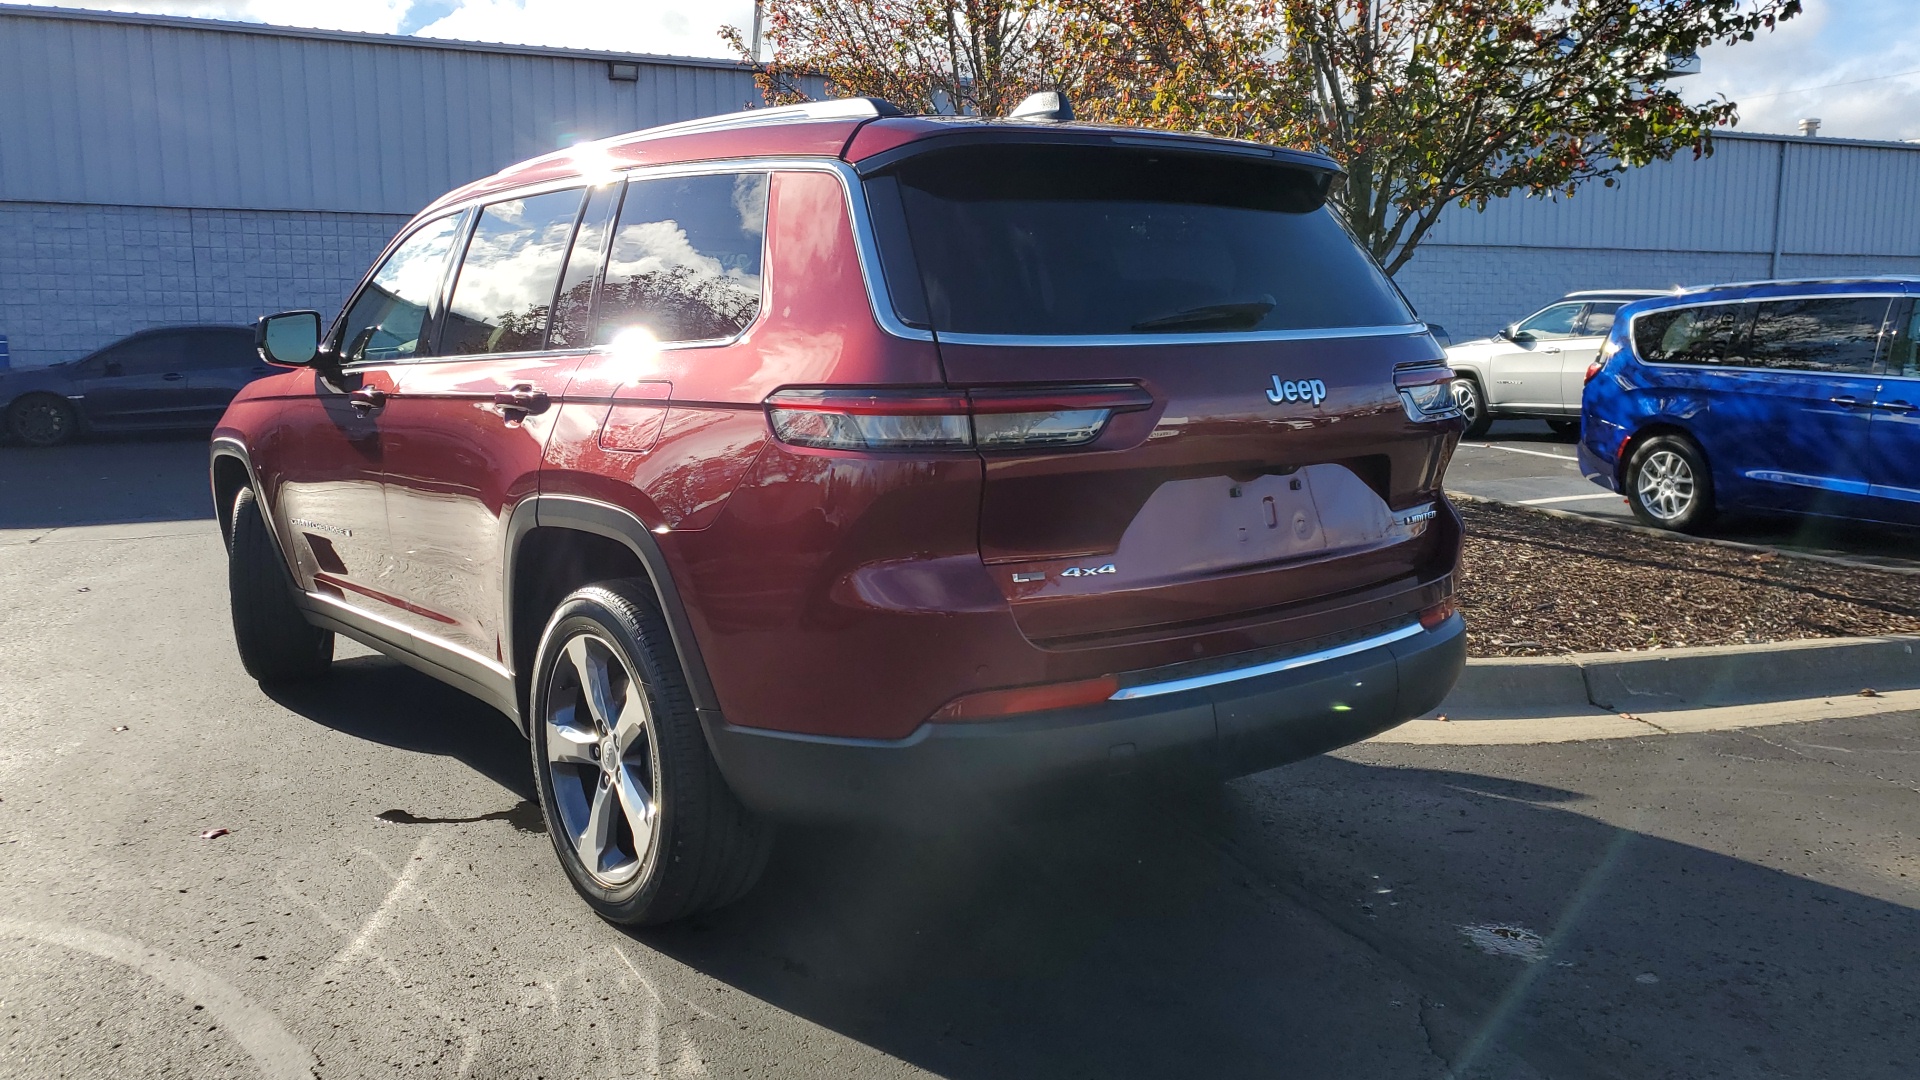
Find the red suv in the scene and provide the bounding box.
[216,97,1466,925]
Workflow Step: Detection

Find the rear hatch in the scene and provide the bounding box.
[861,138,1458,648]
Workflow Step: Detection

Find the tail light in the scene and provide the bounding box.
[1586,336,1623,384]
[1419,599,1457,630]
[1395,363,1461,422]
[767,385,1154,452]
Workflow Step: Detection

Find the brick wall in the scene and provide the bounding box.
[0,201,407,368]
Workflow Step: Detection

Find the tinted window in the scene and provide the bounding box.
[175,330,256,371]
[1633,304,1743,365]
[1888,303,1920,379]
[441,190,584,356]
[549,185,621,349]
[884,146,1409,336]
[339,214,464,364]
[94,334,183,377]
[595,172,768,346]
[1580,303,1624,336]
[1730,296,1889,375]
[1516,303,1582,338]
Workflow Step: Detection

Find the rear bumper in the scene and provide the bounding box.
[703,613,1466,821]
[1578,439,1619,491]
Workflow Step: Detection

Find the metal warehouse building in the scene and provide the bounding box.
[4,3,1920,369]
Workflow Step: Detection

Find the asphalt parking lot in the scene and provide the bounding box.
[1447,421,1920,571]
[3,436,1918,1079]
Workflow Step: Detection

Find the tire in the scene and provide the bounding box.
[227,487,334,681]
[1625,435,1715,532]
[6,394,77,447]
[1547,419,1581,439]
[1451,377,1492,439]
[529,580,772,926]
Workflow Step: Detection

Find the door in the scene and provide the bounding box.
[1716,295,1888,514]
[1868,300,1920,522]
[378,187,595,660]
[258,211,466,625]
[179,327,272,424]
[1485,301,1583,409]
[881,142,1453,645]
[1557,301,1625,409]
[72,331,196,427]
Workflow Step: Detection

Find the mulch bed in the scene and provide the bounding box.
[1457,500,1920,657]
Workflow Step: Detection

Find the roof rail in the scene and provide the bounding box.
[624,96,905,142]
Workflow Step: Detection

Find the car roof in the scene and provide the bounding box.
[428,97,1345,214]
[1562,290,1668,301]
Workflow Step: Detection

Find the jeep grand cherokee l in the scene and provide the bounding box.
[214,96,1467,925]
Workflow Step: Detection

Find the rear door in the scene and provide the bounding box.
[180,328,271,424]
[874,142,1456,647]
[1556,302,1624,409]
[1868,299,1920,522]
[378,186,594,659]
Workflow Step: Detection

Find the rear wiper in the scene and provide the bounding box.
[1130,297,1276,333]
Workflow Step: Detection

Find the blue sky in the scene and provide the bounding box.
[20,0,1920,140]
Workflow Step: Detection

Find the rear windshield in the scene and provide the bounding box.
[870,145,1412,337]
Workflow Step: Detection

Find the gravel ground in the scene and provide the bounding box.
[1458,500,1920,657]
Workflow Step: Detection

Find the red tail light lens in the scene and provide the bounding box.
[1587,336,1622,384]
[767,385,1153,452]
[930,673,1121,721]
[1419,599,1457,631]
[1394,364,1461,422]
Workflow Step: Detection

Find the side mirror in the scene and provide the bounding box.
[1495,325,1516,342]
[256,310,322,367]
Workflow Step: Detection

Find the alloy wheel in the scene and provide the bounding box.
[1450,380,1480,425]
[543,632,660,888]
[1635,449,1696,521]
[12,399,71,447]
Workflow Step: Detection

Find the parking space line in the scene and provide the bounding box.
[1519,492,1622,505]
[1468,443,1576,461]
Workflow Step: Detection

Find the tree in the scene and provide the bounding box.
[725,0,1800,276]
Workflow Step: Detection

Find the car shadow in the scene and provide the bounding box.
[627,754,1919,1080]
[0,434,216,528]
[262,653,536,802]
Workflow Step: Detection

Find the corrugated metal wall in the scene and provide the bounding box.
[0,6,769,215]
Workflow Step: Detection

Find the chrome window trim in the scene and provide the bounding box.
[930,323,1433,348]
[1108,621,1427,701]
[1626,292,1903,377]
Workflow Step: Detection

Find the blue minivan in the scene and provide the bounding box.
[1580,278,1920,531]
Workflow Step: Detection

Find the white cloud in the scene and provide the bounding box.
[1688,0,1920,141]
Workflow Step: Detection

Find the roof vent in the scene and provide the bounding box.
[1008,91,1074,122]
[1799,117,1822,137]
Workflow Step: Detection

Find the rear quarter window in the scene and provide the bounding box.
[875,145,1411,337]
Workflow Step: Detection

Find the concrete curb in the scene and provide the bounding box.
[1437,635,1920,719]
[1446,490,1920,576]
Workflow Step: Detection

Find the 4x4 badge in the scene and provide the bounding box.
[1266,376,1328,407]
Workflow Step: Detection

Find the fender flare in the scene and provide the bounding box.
[503,494,720,720]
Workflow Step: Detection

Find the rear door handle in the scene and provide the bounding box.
[162,372,186,382]
[348,387,388,414]
[1542,347,1562,354]
[1830,395,1863,408]
[1878,399,1917,412]
[492,385,551,417]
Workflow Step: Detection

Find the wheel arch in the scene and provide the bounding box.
[504,496,720,735]
[1616,420,1710,493]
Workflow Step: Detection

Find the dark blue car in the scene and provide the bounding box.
[0,325,264,447]
[1580,278,1920,531]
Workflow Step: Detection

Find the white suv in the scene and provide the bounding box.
[1444,290,1665,438]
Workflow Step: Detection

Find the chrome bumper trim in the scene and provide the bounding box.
[1108,621,1428,701]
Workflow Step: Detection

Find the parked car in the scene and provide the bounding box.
[1445,290,1665,438]
[0,325,266,446]
[215,96,1468,925]
[1581,277,1920,531]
